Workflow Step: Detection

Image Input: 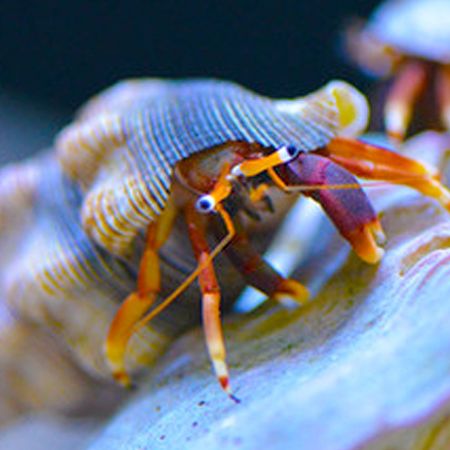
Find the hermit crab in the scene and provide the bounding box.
[1,78,449,400]
[346,0,450,140]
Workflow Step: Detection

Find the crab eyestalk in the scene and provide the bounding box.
[276,152,386,264]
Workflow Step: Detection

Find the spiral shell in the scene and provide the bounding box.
[57,78,367,256]
[0,78,367,380]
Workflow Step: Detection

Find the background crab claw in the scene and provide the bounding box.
[278,152,385,264]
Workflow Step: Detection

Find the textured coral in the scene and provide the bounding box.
[86,133,450,450]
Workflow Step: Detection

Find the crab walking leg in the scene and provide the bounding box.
[184,204,237,399]
[436,65,450,130]
[322,137,450,210]
[105,199,177,387]
[221,217,310,305]
[277,153,385,264]
[384,60,429,141]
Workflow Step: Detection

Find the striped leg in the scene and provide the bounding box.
[185,204,239,401]
[223,218,309,305]
[384,60,429,141]
[322,137,450,211]
[105,199,177,387]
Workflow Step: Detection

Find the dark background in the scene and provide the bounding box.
[0,0,380,112]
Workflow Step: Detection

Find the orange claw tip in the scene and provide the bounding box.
[347,221,386,265]
[419,178,450,212]
[113,370,133,389]
[437,185,450,212]
[273,279,310,306]
[356,242,385,265]
[370,220,387,246]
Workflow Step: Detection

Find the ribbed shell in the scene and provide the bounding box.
[0,154,236,377]
[367,0,450,63]
[124,80,337,208]
[0,78,368,381]
[57,78,366,256]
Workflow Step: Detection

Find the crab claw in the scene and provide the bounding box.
[277,153,385,264]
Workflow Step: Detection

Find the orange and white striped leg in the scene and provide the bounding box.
[185,204,239,401]
[105,199,177,387]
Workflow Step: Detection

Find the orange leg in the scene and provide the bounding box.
[322,137,450,211]
[248,182,271,203]
[105,199,177,387]
[185,204,239,401]
[436,65,450,130]
[384,60,429,141]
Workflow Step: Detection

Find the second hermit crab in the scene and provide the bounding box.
[1,78,449,399]
[346,0,450,140]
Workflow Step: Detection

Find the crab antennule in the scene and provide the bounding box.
[436,65,450,130]
[384,60,429,141]
[321,137,450,211]
[277,153,385,264]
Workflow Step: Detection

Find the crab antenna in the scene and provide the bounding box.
[272,178,435,193]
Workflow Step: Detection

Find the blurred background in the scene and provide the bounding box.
[0,0,380,163]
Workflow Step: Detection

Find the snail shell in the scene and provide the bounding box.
[0,79,367,378]
[365,0,450,64]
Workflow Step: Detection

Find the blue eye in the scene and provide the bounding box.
[286,145,300,158]
[196,195,215,213]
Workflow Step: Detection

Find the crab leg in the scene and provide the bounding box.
[322,137,450,210]
[184,204,238,401]
[221,217,310,305]
[384,60,429,141]
[105,198,177,387]
[436,65,450,130]
[277,153,385,264]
